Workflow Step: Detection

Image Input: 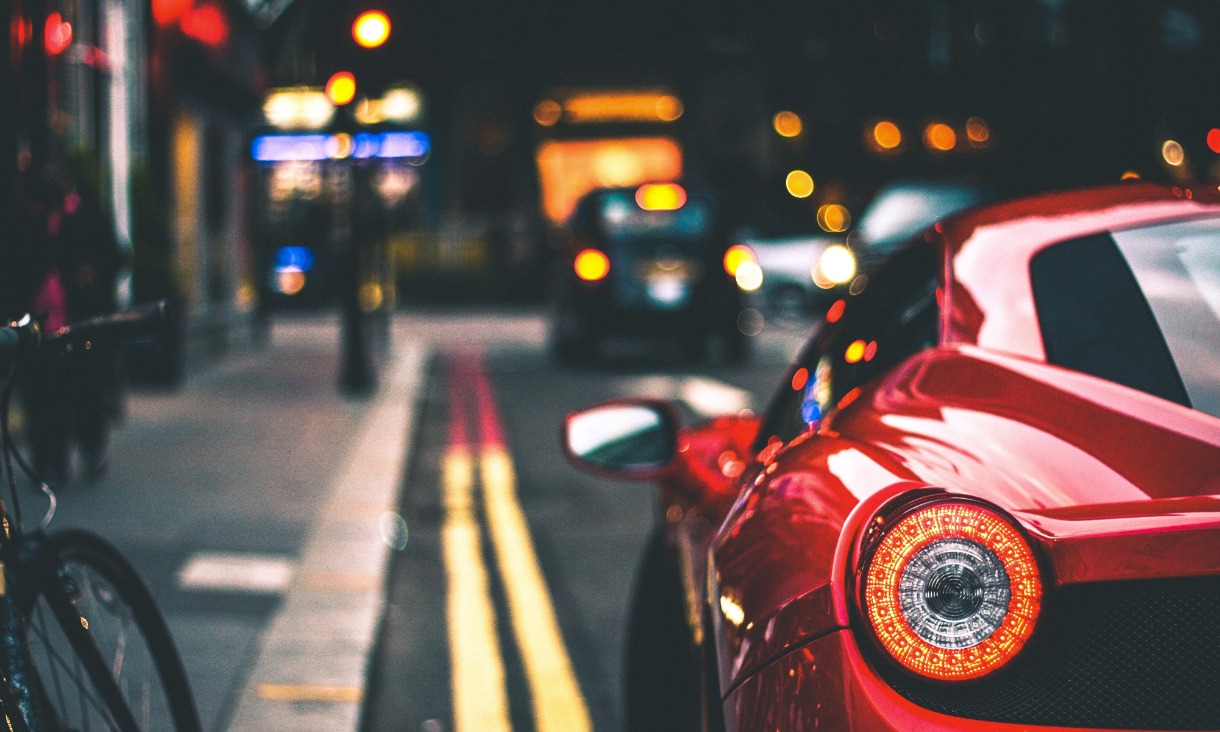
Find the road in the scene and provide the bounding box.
[361,309,807,732]
[19,307,811,732]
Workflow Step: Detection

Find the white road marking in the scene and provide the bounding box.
[178,552,294,594]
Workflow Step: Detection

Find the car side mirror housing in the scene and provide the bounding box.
[563,399,678,479]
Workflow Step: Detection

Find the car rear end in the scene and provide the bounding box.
[722,487,1220,730]
[556,184,750,352]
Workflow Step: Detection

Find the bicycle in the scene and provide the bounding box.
[0,302,202,731]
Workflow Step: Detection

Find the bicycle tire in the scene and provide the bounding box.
[16,529,202,732]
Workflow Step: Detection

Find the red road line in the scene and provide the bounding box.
[467,352,506,449]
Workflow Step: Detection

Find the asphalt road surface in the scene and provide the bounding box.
[10,307,811,732]
[361,309,808,732]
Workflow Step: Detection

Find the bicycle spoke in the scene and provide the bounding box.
[26,600,121,730]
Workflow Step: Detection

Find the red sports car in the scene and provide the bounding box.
[563,183,1220,731]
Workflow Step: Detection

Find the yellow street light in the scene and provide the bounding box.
[352,10,390,49]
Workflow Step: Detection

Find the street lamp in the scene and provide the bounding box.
[352,10,390,49]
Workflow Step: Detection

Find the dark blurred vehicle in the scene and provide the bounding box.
[562,183,1220,731]
[550,183,754,363]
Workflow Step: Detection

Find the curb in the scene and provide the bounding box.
[224,341,429,731]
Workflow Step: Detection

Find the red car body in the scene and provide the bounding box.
[565,183,1220,731]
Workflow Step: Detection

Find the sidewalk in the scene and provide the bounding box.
[219,320,428,730]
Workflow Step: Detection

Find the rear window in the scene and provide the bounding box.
[1031,217,1220,419]
[597,192,714,240]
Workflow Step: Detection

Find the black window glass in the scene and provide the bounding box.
[755,242,940,450]
[1032,219,1220,418]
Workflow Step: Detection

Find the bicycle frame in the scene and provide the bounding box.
[0,305,176,731]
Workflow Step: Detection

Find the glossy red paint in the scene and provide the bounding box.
[565,183,1220,730]
[942,183,1220,356]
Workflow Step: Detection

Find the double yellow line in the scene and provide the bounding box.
[441,354,591,732]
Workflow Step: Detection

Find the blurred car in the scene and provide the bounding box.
[563,183,1220,731]
[733,229,839,320]
[847,178,999,278]
[550,183,755,363]
[735,179,996,321]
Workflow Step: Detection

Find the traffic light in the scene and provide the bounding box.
[352,10,390,49]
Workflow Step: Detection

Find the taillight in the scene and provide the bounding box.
[723,244,756,277]
[724,244,762,292]
[858,498,1042,681]
[574,248,610,281]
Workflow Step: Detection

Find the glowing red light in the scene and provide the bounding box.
[44,12,72,55]
[826,299,846,323]
[151,0,191,25]
[862,501,1042,681]
[1208,128,1220,154]
[791,368,809,391]
[180,3,228,47]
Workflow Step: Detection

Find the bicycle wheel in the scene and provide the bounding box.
[17,529,201,731]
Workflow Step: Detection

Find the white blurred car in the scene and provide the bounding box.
[734,232,840,319]
[737,180,998,320]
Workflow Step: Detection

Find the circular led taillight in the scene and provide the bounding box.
[861,501,1042,681]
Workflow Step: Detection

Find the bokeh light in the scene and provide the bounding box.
[326,71,357,106]
[872,120,902,150]
[786,169,815,198]
[1162,139,1185,167]
[533,99,562,126]
[924,122,957,151]
[817,204,851,233]
[773,111,804,138]
[352,10,390,49]
[965,116,990,146]
[574,249,610,281]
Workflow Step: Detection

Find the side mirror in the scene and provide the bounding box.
[562,399,678,479]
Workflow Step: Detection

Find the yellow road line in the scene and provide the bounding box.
[481,447,593,732]
[254,684,363,703]
[442,449,513,732]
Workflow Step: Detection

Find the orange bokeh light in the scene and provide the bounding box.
[1208,128,1220,154]
[863,501,1042,681]
[924,123,957,152]
[636,182,687,211]
[845,340,866,364]
[872,121,902,150]
[352,10,390,49]
[722,244,757,277]
[773,110,803,138]
[965,116,991,145]
[326,71,357,106]
[574,249,610,281]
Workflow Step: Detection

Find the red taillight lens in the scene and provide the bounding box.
[574,248,610,281]
[859,499,1042,681]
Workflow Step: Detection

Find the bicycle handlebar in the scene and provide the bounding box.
[1,300,172,369]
